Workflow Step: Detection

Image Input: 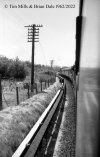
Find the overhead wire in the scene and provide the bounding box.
[38,41,48,66]
[2,91,9,107]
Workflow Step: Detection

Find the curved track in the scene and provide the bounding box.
[12,75,76,157]
[35,79,76,157]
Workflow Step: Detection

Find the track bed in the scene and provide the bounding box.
[35,80,76,157]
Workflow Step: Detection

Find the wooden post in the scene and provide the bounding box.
[25,24,43,92]
[0,75,2,110]
[48,80,49,87]
[35,83,38,94]
[31,84,34,96]
[16,86,19,105]
[40,81,42,92]
[45,81,46,88]
[31,25,35,93]
[27,84,30,98]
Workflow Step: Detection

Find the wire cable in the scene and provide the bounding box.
[39,41,48,66]
[2,92,9,107]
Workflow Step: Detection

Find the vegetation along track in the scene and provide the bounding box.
[35,79,76,157]
[12,78,76,157]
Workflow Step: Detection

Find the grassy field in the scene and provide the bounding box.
[1,72,56,109]
[0,82,61,157]
[2,82,51,108]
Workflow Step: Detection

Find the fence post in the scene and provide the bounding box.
[48,80,49,87]
[45,81,46,88]
[35,83,38,94]
[16,86,19,105]
[40,81,42,92]
[27,85,30,98]
[0,75,2,110]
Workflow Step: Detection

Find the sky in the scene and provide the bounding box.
[0,0,79,67]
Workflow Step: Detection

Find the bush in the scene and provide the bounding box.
[13,57,26,79]
[0,56,26,79]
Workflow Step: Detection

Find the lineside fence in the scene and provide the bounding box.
[12,77,66,157]
[0,76,55,110]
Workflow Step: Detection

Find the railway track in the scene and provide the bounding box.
[12,76,76,157]
[35,85,66,157]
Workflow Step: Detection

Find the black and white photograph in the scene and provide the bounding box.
[0,0,100,157]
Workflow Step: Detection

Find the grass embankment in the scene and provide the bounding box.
[0,81,61,157]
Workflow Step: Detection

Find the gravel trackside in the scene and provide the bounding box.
[53,80,76,157]
[0,82,61,157]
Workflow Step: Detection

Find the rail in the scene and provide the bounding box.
[12,78,66,157]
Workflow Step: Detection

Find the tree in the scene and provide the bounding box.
[13,57,26,79]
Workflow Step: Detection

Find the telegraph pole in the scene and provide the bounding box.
[25,24,43,92]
